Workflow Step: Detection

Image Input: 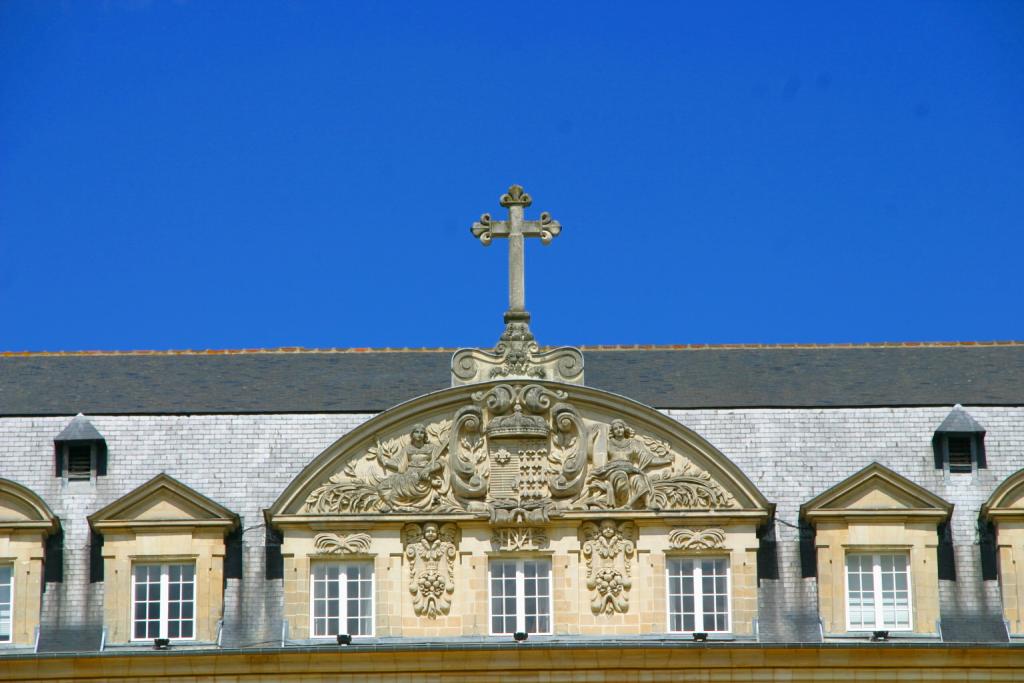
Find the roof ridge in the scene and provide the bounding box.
[1,340,1023,357]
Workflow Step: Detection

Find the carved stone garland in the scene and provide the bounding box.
[402,522,460,619]
[580,520,637,615]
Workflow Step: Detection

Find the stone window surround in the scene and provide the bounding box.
[981,467,1024,637]
[0,477,60,648]
[280,530,384,642]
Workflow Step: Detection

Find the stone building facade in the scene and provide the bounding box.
[0,342,1022,681]
[0,188,1022,680]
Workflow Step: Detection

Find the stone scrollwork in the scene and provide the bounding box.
[573,420,736,511]
[580,520,637,615]
[451,343,584,386]
[668,527,727,551]
[491,527,550,552]
[313,532,373,555]
[403,522,460,619]
[303,421,461,514]
[299,385,740,517]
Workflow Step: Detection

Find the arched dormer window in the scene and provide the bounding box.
[0,478,59,646]
[981,469,1024,637]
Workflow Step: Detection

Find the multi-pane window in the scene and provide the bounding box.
[667,557,730,633]
[489,559,552,635]
[310,562,373,637]
[132,563,195,640]
[0,565,11,642]
[846,553,912,630]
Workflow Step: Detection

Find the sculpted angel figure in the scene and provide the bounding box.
[589,419,672,509]
[403,522,459,618]
[376,424,445,510]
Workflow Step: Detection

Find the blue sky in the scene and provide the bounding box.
[2,1,1022,351]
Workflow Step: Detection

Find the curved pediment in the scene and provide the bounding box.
[982,468,1024,522]
[268,381,773,525]
[0,477,59,533]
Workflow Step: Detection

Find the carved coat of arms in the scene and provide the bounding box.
[301,383,735,518]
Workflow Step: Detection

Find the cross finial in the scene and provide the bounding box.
[470,185,562,340]
[452,186,582,386]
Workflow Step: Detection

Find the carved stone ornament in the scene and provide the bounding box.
[299,385,738,518]
[454,184,583,387]
[491,527,550,552]
[313,532,372,555]
[580,520,637,615]
[402,522,460,619]
[668,527,727,551]
[572,420,736,512]
[451,341,585,387]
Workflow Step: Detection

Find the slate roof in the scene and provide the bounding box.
[53,414,105,442]
[1,343,1023,415]
[935,404,987,433]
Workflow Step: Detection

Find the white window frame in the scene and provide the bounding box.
[130,562,196,642]
[844,552,913,631]
[0,563,13,643]
[488,558,553,636]
[665,556,732,634]
[308,561,375,638]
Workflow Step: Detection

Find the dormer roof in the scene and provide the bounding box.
[801,462,953,525]
[88,473,237,533]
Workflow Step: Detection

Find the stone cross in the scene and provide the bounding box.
[470,185,561,337]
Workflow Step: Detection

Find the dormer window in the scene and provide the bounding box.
[65,445,94,481]
[54,414,107,482]
[933,405,986,474]
[945,436,974,474]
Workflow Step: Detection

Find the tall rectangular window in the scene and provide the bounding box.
[489,558,552,635]
[132,563,195,640]
[667,557,730,633]
[0,565,12,642]
[846,553,911,630]
[310,562,373,637]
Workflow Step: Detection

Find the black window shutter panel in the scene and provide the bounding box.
[95,442,107,476]
[932,435,944,469]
